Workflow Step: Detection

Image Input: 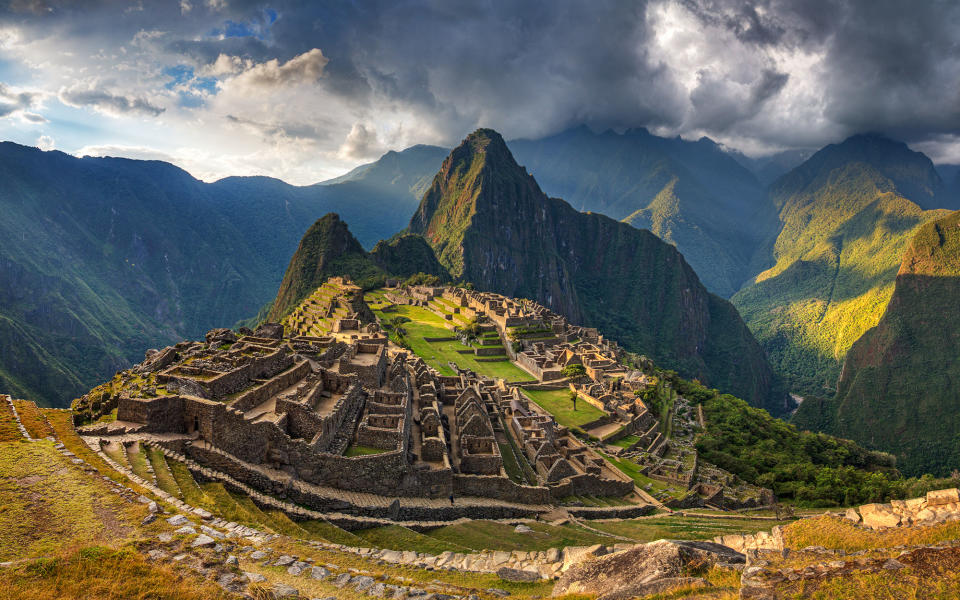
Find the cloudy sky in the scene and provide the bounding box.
[0,0,958,184]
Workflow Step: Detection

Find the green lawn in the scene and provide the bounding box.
[372,302,532,381]
[344,445,388,457]
[521,388,606,428]
[424,520,614,551]
[355,525,471,554]
[610,434,642,449]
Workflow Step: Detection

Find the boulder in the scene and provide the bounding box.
[859,504,902,529]
[271,582,300,598]
[926,488,960,507]
[552,540,744,598]
[561,544,608,571]
[205,328,237,346]
[844,508,861,524]
[514,524,533,534]
[191,534,216,548]
[596,577,708,600]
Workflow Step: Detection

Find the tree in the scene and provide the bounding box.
[569,390,578,411]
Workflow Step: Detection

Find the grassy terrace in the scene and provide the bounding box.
[609,434,642,449]
[590,514,793,542]
[599,451,687,499]
[344,444,388,457]
[369,300,531,381]
[521,388,605,429]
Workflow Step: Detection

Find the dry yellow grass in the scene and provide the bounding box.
[784,515,960,552]
[0,440,148,560]
[0,545,232,600]
[12,399,55,438]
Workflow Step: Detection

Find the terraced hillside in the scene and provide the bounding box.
[0,395,800,600]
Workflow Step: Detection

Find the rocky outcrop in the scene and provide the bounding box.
[552,539,744,598]
[847,487,960,529]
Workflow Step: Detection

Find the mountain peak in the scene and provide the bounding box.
[266,213,379,321]
[410,129,543,276]
[775,131,949,210]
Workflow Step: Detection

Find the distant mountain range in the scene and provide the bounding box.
[0,141,443,406]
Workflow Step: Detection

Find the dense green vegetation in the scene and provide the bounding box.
[795,209,960,477]
[410,129,782,413]
[733,134,951,399]
[663,374,960,507]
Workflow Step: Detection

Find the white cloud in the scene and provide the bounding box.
[337,122,384,161]
[225,49,328,90]
[36,135,54,150]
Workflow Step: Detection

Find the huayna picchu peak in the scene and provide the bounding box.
[411,129,784,414]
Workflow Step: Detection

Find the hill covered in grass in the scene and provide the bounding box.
[732,134,952,398]
[794,209,960,476]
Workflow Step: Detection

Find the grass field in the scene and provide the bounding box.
[423,520,613,551]
[521,388,606,428]
[371,303,532,381]
[0,441,147,561]
[344,444,388,456]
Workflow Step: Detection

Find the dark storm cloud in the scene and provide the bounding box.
[58,83,165,116]
[2,0,960,155]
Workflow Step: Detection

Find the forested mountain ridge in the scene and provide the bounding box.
[732,134,954,397]
[794,209,960,476]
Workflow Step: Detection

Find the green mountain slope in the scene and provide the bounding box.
[794,210,960,476]
[732,134,951,397]
[509,127,776,296]
[410,129,784,413]
[266,215,448,322]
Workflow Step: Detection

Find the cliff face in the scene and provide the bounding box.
[796,210,960,476]
[410,129,782,412]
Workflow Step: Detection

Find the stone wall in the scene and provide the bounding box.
[116,394,185,432]
[453,474,551,504]
[228,360,313,412]
[854,488,960,529]
[548,473,634,499]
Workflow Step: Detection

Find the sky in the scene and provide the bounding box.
[0,0,959,185]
